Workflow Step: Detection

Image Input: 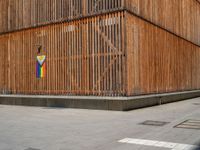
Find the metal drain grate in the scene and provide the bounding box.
[139,120,170,126]
[193,103,200,105]
[175,120,200,130]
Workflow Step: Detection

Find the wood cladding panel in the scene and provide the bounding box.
[126,12,200,96]
[0,0,123,33]
[0,36,8,93]
[0,0,200,46]
[0,0,9,32]
[125,0,200,46]
[0,8,200,97]
[0,12,126,96]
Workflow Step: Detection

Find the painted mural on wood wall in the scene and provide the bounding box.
[36,46,46,78]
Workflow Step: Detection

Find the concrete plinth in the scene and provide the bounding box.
[0,90,200,111]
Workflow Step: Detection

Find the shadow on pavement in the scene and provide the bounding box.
[193,140,200,150]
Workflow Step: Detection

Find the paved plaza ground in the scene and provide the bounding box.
[0,98,200,150]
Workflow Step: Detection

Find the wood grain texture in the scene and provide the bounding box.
[0,0,123,33]
[0,0,199,46]
[0,12,126,96]
[125,0,200,46]
[126,12,200,96]
[0,1,200,96]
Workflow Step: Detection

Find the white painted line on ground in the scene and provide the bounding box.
[118,138,200,150]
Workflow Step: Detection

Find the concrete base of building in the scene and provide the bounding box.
[0,90,200,111]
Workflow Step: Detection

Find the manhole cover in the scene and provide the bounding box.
[24,148,41,150]
[139,120,170,126]
[175,120,200,130]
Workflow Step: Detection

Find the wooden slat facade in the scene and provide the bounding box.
[0,1,200,97]
[0,0,200,46]
[126,12,200,96]
[125,0,200,46]
[0,12,126,96]
[0,0,124,33]
[0,11,200,96]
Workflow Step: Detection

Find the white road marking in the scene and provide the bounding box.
[118,138,200,150]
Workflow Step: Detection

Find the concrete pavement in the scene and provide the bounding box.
[0,98,200,150]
